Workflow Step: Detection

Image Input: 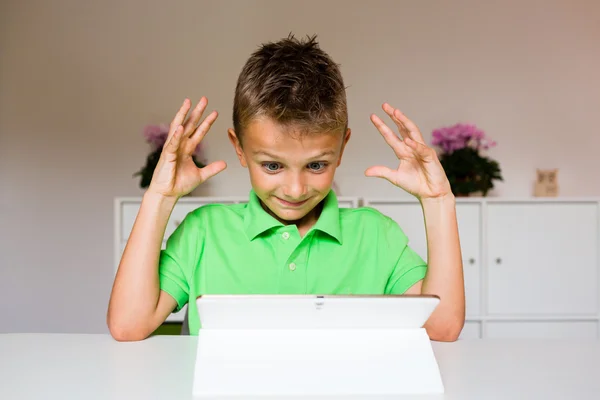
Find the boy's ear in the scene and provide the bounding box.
[336,128,352,167]
[227,128,248,168]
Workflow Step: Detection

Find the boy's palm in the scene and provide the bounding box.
[148,98,227,199]
[365,104,451,200]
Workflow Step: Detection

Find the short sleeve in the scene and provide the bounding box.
[158,213,202,312]
[382,217,428,294]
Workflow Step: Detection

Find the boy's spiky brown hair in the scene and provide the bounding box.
[232,34,348,142]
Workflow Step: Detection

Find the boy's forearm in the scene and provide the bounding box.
[107,191,177,340]
[420,194,465,341]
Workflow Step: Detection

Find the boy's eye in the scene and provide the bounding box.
[308,162,327,171]
[262,162,281,172]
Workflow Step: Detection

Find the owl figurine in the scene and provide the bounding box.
[533,169,559,197]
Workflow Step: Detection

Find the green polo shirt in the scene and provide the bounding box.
[158,190,427,335]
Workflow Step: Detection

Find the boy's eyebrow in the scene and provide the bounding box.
[253,150,336,159]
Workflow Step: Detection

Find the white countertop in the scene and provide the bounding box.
[1,333,599,399]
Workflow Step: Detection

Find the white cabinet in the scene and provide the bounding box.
[363,198,600,340]
[362,201,481,318]
[114,195,360,323]
[486,202,598,316]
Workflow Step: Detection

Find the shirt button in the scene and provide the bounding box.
[289,262,296,271]
[282,232,290,240]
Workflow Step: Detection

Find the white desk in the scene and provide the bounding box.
[1,334,599,399]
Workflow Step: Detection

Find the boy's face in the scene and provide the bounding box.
[228,118,351,228]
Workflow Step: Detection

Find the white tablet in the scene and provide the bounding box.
[195,294,439,330]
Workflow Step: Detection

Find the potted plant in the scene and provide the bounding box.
[431,123,502,197]
[133,124,206,189]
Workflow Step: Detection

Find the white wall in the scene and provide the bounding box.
[1,0,599,333]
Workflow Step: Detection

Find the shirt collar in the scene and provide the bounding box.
[243,190,283,240]
[309,190,342,244]
[243,189,342,244]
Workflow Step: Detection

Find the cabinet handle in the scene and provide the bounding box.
[495,257,502,264]
[468,258,475,265]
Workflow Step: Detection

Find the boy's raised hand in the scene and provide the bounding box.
[365,103,452,200]
[148,97,227,199]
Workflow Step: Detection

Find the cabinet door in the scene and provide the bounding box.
[459,321,481,339]
[486,321,598,339]
[364,201,481,317]
[486,203,598,315]
[337,197,360,208]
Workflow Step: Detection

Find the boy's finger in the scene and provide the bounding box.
[382,103,412,141]
[198,160,227,182]
[169,99,191,140]
[392,108,426,144]
[370,114,404,160]
[164,125,183,159]
[184,97,209,137]
[406,137,435,162]
[188,110,219,152]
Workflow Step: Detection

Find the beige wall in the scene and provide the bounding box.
[1,0,599,333]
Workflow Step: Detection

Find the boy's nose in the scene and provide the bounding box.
[283,175,308,199]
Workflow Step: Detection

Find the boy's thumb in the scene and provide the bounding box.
[364,166,394,182]
[199,161,227,182]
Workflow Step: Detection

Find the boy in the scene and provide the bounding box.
[107,35,465,342]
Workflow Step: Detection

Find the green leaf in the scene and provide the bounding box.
[438,147,502,196]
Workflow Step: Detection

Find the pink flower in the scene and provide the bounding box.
[431,123,496,154]
[143,124,170,150]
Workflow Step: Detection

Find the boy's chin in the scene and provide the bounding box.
[261,199,314,223]
[268,202,309,217]
[274,209,310,222]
